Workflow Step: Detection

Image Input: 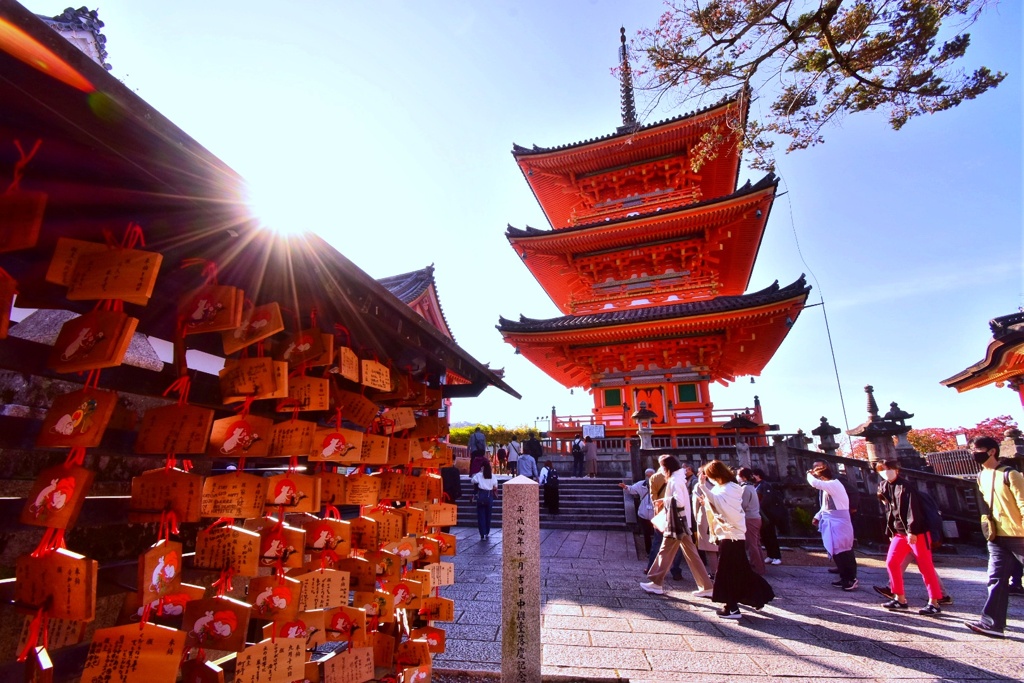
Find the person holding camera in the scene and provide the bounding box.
[807,460,859,591]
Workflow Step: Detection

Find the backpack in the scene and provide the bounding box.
[914,487,944,547]
[571,440,582,456]
[546,467,559,485]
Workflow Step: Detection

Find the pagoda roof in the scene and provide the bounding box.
[506,174,777,312]
[512,93,747,230]
[377,264,456,341]
[499,276,808,333]
[941,311,1024,393]
[497,276,810,388]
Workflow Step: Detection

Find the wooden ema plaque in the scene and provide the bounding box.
[348,517,377,551]
[424,561,456,588]
[193,524,260,576]
[66,247,163,304]
[138,539,183,605]
[359,359,391,392]
[324,605,367,646]
[201,471,267,519]
[182,595,251,652]
[330,388,378,429]
[410,625,446,654]
[352,590,394,624]
[119,582,204,625]
[48,310,137,374]
[371,470,405,500]
[311,332,335,367]
[0,268,15,339]
[345,473,380,506]
[380,577,421,611]
[364,509,403,545]
[46,238,105,286]
[17,615,87,653]
[400,474,431,504]
[359,433,389,466]
[268,418,316,457]
[247,574,301,622]
[219,357,277,401]
[320,645,374,683]
[293,569,350,612]
[334,556,375,592]
[364,549,401,583]
[425,503,458,528]
[433,532,457,557]
[309,427,363,463]
[277,375,329,412]
[266,609,326,645]
[335,346,360,383]
[382,407,416,432]
[317,472,347,507]
[180,284,242,335]
[36,388,117,449]
[134,403,214,454]
[278,328,325,367]
[418,537,441,565]
[402,665,431,683]
[206,414,273,458]
[20,463,94,529]
[419,596,455,621]
[242,517,305,569]
[408,415,449,440]
[15,548,97,621]
[395,507,426,538]
[81,622,185,683]
[370,631,394,669]
[129,468,203,523]
[221,301,285,355]
[386,437,414,467]
[302,517,351,557]
[0,189,46,253]
[234,637,306,683]
[265,471,320,512]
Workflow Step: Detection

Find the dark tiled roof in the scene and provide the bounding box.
[377,265,436,305]
[511,91,739,157]
[497,276,809,333]
[505,173,777,239]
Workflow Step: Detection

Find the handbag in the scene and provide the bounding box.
[651,509,668,533]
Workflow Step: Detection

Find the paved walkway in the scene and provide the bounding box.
[434,528,1023,682]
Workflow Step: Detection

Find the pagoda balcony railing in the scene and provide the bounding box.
[552,406,761,431]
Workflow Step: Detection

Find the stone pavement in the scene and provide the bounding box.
[434,528,1024,682]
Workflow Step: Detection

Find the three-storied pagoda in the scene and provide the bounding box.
[498,29,810,448]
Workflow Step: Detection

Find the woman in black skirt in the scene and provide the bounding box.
[697,460,775,618]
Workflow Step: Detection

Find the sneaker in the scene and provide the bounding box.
[717,607,742,619]
[842,579,859,591]
[964,621,1004,638]
[938,594,953,606]
[1008,584,1024,596]
[640,581,664,595]
[918,604,941,616]
[831,579,845,588]
[769,558,782,565]
[882,599,908,610]
[873,585,895,600]
[691,589,714,598]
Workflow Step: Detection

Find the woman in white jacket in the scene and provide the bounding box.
[699,460,775,618]
[641,455,714,597]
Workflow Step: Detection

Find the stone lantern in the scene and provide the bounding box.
[846,385,912,467]
[632,401,658,451]
[812,416,842,457]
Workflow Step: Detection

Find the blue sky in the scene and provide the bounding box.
[23,1,1023,445]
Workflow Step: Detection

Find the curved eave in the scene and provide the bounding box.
[498,279,809,388]
[512,97,748,230]
[507,179,777,313]
[941,330,1024,392]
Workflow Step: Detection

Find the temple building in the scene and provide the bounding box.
[498,30,810,449]
[942,311,1024,407]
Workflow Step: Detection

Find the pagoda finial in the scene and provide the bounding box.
[865,385,879,419]
[618,27,638,132]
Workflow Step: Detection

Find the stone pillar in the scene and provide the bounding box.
[502,476,541,683]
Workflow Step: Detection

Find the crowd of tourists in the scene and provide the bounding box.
[623,437,1024,635]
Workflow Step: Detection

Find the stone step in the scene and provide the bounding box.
[454,476,628,531]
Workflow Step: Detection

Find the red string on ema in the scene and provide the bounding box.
[16,605,48,662]
[211,567,236,597]
[6,139,43,194]
[178,258,219,285]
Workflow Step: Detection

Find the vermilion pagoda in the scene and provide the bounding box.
[498,30,810,448]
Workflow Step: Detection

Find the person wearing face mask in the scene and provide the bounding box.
[964,436,1024,639]
[874,460,944,615]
